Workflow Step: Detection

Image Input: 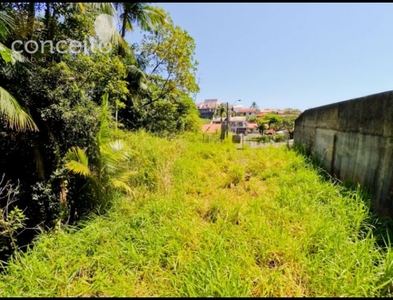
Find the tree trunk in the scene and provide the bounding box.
[27,2,36,39]
[60,178,67,206]
[26,1,36,60]
[121,10,127,38]
[45,2,51,40]
[118,7,128,57]
[220,116,225,140]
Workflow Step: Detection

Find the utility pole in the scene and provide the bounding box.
[226,102,229,138]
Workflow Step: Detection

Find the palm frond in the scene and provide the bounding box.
[64,147,91,177]
[109,178,134,196]
[65,147,89,167]
[97,93,111,145]
[0,11,14,27]
[0,43,13,63]
[111,30,131,55]
[0,11,14,39]
[120,3,167,37]
[0,87,38,132]
[127,64,147,82]
[127,65,150,103]
[100,141,130,173]
[77,3,86,13]
[123,14,134,32]
[0,42,25,64]
[73,3,117,16]
[136,5,167,33]
[109,139,125,151]
[65,160,91,177]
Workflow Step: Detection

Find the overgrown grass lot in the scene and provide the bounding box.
[1,131,393,297]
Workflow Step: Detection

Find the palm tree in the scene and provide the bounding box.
[0,12,38,132]
[250,101,259,110]
[63,93,135,227]
[76,2,117,15]
[64,93,134,206]
[69,3,127,53]
[114,2,167,57]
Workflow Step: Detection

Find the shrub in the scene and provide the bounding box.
[274,133,287,142]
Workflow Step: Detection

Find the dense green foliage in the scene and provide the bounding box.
[1,132,393,297]
[257,111,301,137]
[0,2,200,260]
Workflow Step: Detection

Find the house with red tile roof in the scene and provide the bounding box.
[201,123,222,134]
[255,108,289,117]
[247,122,259,134]
[265,129,276,135]
[235,108,257,117]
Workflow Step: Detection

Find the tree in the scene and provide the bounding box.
[0,2,202,255]
[259,113,283,129]
[137,10,199,105]
[283,108,302,115]
[115,2,166,57]
[247,116,258,123]
[256,122,268,135]
[0,11,38,132]
[115,9,200,135]
[281,110,301,138]
[0,3,131,228]
[250,101,259,110]
[64,94,133,214]
[117,67,150,131]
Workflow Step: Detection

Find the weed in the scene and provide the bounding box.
[0,132,392,297]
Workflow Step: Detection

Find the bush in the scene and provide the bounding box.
[274,133,287,142]
[0,174,27,263]
[254,135,273,144]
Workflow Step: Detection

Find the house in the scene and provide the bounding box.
[247,122,259,134]
[226,116,248,135]
[211,117,224,124]
[231,105,243,112]
[255,108,288,118]
[196,99,220,119]
[201,123,222,134]
[235,108,257,117]
[265,129,276,135]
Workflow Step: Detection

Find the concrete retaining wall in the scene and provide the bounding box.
[293,90,393,217]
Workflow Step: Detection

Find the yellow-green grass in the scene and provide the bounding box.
[1,131,393,297]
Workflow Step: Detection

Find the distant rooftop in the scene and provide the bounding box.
[236,108,257,113]
[201,123,221,133]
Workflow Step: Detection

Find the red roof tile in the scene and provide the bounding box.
[202,123,222,133]
[266,129,276,134]
[236,108,257,113]
[247,123,258,129]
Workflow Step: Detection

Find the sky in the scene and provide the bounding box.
[126,3,393,112]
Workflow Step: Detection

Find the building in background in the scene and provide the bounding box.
[234,108,257,117]
[195,99,219,119]
[227,116,248,135]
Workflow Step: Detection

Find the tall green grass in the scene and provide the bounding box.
[1,131,393,297]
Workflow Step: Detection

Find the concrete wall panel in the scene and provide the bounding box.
[294,90,393,217]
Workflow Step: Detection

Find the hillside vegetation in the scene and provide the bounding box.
[1,132,393,297]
